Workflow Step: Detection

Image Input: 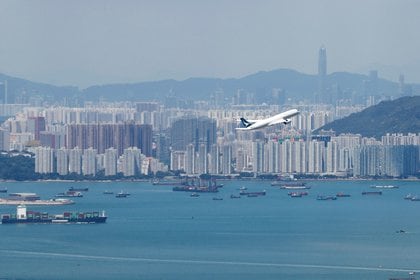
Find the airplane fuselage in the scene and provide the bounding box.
[236,109,299,131]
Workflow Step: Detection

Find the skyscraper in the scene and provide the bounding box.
[318,46,327,103]
[170,117,216,152]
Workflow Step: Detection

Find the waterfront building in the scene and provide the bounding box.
[121,147,142,177]
[196,144,207,175]
[185,144,195,175]
[55,148,68,176]
[104,148,118,176]
[252,141,265,173]
[68,147,83,175]
[221,144,232,175]
[82,148,97,176]
[170,150,186,172]
[0,128,10,151]
[34,146,54,174]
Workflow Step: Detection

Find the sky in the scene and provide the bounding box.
[0,0,420,88]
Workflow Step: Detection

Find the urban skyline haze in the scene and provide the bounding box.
[0,0,420,88]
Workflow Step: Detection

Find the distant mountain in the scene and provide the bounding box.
[0,73,79,104]
[315,96,420,138]
[0,69,419,103]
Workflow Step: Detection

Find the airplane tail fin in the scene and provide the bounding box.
[240,118,252,128]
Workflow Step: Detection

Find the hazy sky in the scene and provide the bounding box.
[0,0,419,88]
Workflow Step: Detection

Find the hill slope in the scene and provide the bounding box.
[1,69,419,103]
[316,96,420,138]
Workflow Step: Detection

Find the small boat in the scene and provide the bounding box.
[362,191,382,195]
[230,194,241,199]
[68,187,89,192]
[103,190,114,195]
[336,192,351,197]
[238,186,247,191]
[317,195,337,201]
[289,192,303,198]
[404,194,415,200]
[0,187,7,193]
[411,196,420,201]
[115,191,130,198]
[212,197,223,201]
[239,190,266,196]
[288,191,308,198]
[190,193,199,197]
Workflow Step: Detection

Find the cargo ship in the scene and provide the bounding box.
[1,205,107,224]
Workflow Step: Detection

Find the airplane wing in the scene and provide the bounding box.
[268,119,287,126]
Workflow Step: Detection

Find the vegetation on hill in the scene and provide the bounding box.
[316,96,420,138]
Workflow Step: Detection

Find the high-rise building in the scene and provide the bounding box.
[0,81,7,104]
[68,147,83,174]
[27,117,46,141]
[318,46,327,103]
[122,147,142,176]
[55,148,68,175]
[104,148,118,176]
[82,148,97,176]
[0,128,10,151]
[170,117,216,152]
[34,147,54,174]
[66,123,152,157]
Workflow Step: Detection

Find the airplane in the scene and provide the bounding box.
[236,109,300,131]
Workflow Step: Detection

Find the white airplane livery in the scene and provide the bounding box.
[236,109,300,131]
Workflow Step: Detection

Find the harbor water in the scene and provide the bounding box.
[1,180,420,279]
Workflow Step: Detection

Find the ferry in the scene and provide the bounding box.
[115,191,130,198]
[371,185,398,189]
[1,205,106,224]
[280,185,311,190]
[55,191,83,198]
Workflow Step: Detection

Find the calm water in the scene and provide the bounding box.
[0,179,419,280]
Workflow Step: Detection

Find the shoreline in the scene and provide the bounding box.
[1,177,419,183]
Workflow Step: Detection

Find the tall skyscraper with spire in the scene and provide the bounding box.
[318,46,327,103]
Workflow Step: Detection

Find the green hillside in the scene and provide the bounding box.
[316,96,420,139]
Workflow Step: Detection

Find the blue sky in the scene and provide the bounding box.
[0,0,419,88]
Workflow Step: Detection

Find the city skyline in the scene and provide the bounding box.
[1,1,420,87]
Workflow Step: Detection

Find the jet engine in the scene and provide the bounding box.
[283,119,291,124]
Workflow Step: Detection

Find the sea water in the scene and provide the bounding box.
[0,180,419,280]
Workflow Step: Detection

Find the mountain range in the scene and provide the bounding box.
[1,69,418,103]
[316,96,420,139]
